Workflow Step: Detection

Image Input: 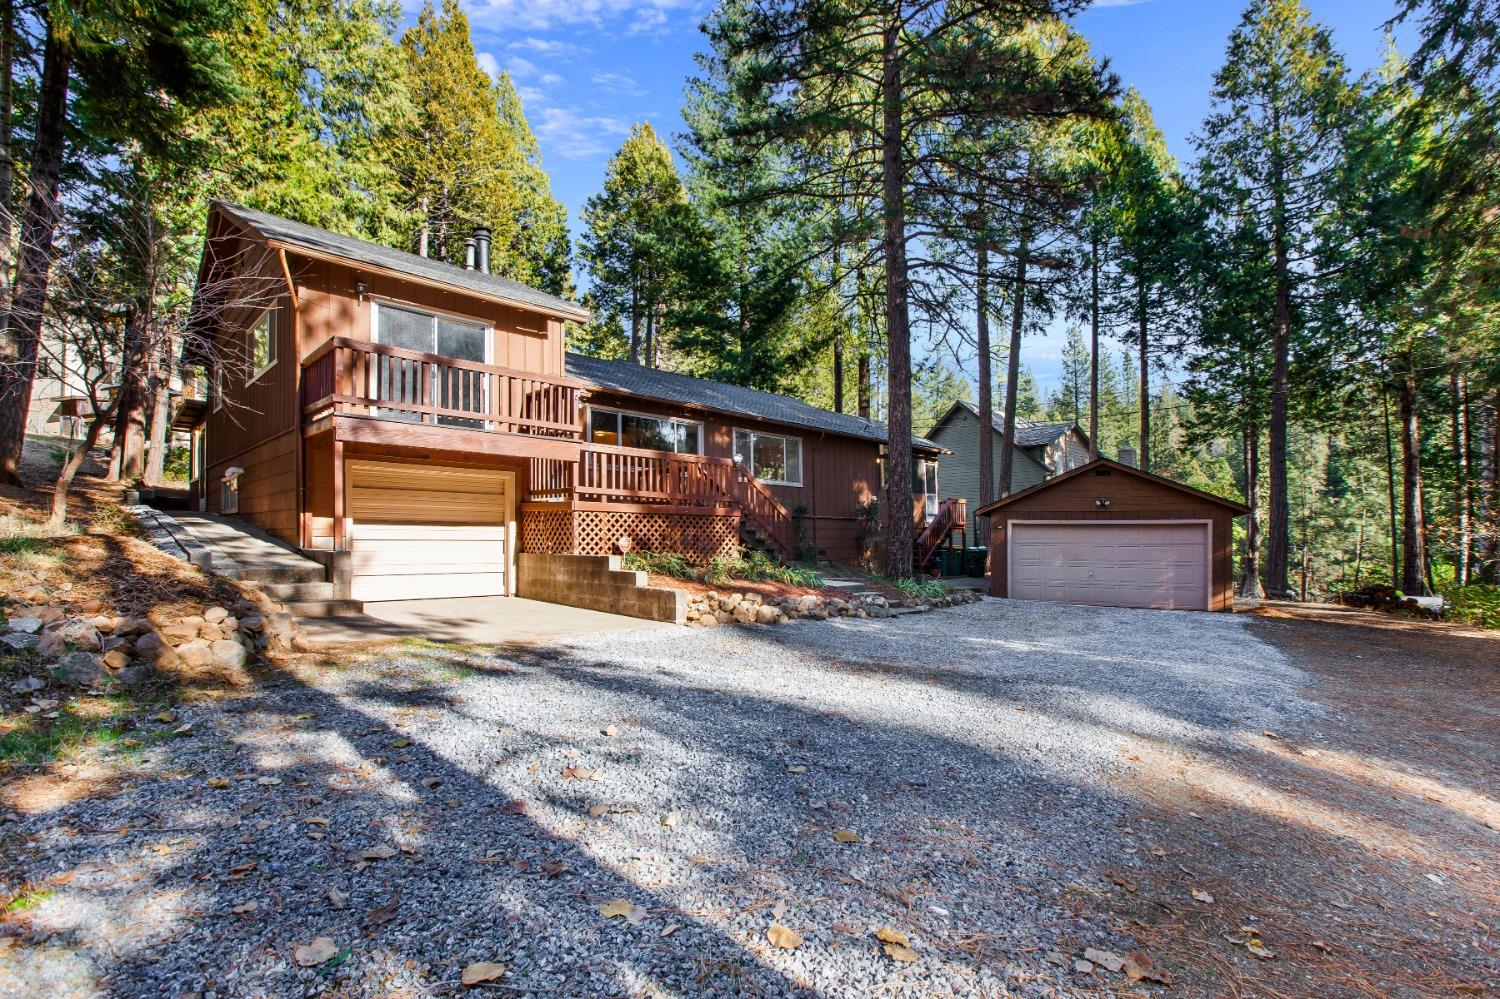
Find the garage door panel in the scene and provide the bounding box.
[1009,522,1208,611]
[347,461,511,602]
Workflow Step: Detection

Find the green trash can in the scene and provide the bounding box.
[965,546,988,578]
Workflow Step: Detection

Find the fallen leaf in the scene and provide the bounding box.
[1084,948,1125,973]
[207,777,231,789]
[359,844,397,861]
[501,800,527,816]
[1123,951,1173,985]
[1191,888,1215,904]
[787,764,808,774]
[540,858,567,877]
[364,897,400,927]
[327,887,349,909]
[1107,871,1138,893]
[661,810,681,828]
[588,805,609,817]
[232,901,257,914]
[831,922,862,935]
[293,936,338,967]
[1247,941,1276,960]
[766,923,802,950]
[304,816,330,826]
[883,943,919,963]
[461,962,509,987]
[599,898,635,918]
[228,861,257,875]
[421,777,443,789]
[393,738,411,748]
[661,923,680,937]
[257,776,282,786]
[874,927,910,946]
[153,711,176,723]
[771,900,787,921]
[832,829,860,843]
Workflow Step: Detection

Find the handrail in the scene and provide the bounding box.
[301,336,582,438]
[915,497,965,569]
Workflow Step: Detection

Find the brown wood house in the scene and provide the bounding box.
[974,457,1248,612]
[180,203,947,603]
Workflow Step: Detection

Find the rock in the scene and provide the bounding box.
[101,648,131,671]
[221,616,239,633]
[211,639,248,670]
[133,632,163,656]
[2,633,39,650]
[88,615,119,633]
[5,617,43,635]
[265,613,295,650]
[699,614,718,627]
[198,623,226,643]
[732,603,758,625]
[175,639,214,668]
[755,604,780,625]
[239,614,266,633]
[718,595,742,613]
[53,651,105,686]
[798,596,820,613]
[118,662,158,687]
[1073,959,1095,975]
[101,636,130,653]
[160,618,200,645]
[204,606,229,624]
[35,632,67,657]
[743,592,763,606]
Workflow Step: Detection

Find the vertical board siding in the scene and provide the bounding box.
[207,430,298,543]
[929,408,1048,538]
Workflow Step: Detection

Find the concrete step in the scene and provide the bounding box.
[237,563,326,585]
[283,599,366,618]
[246,581,336,601]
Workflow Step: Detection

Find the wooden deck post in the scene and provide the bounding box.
[332,437,346,551]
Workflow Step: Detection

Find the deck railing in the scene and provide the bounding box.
[301,336,584,438]
[915,496,967,569]
[530,443,797,558]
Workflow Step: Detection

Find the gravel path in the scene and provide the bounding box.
[1,599,1315,997]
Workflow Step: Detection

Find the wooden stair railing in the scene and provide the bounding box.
[727,463,796,559]
[915,497,966,570]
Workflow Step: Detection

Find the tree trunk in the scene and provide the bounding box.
[628,281,641,365]
[50,394,121,531]
[1264,105,1292,597]
[0,20,71,486]
[1485,392,1500,583]
[1399,366,1428,595]
[879,23,912,580]
[1239,420,1264,598]
[1382,379,1400,588]
[857,352,871,420]
[0,0,15,315]
[997,226,1028,499]
[832,243,844,413]
[1136,267,1149,473]
[1452,369,1471,586]
[1352,519,1364,588]
[144,337,172,485]
[976,236,992,539]
[108,307,149,482]
[1088,225,1099,459]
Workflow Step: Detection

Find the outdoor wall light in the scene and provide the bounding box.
[355,280,367,302]
[1095,497,1112,508]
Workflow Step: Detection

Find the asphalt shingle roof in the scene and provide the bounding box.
[214,201,588,322]
[952,401,1078,448]
[566,353,941,450]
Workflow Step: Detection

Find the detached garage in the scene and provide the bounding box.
[975,458,1248,612]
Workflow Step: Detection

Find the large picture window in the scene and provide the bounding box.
[589,407,702,454]
[248,309,276,383]
[372,302,488,427]
[734,429,802,486]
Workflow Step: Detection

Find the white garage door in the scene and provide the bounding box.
[1009,522,1209,611]
[348,461,511,602]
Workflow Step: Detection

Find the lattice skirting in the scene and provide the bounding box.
[522,505,740,561]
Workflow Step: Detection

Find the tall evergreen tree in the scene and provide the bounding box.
[1193,0,1358,597]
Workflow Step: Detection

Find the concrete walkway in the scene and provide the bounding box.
[171,513,324,582]
[297,596,663,648]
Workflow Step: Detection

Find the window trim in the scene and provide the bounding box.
[371,299,492,363]
[211,362,223,412]
[247,308,277,385]
[734,427,804,487]
[587,405,704,455]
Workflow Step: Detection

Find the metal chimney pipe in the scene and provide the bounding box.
[1116,444,1137,468]
[474,226,491,275]
[464,236,476,270]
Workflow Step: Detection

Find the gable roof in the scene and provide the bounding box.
[210,201,589,322]
[566,353,943,451]
[972,456,1251,517]
[931,401,1087,449]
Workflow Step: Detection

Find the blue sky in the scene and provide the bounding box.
[451,0,1415,393]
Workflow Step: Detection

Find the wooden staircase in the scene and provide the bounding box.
[915,497,967,572]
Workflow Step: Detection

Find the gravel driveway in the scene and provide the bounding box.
[2,599,1318,997]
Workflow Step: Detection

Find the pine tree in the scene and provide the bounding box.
[1193,0,1358,597]
[579,124,691,367]
[1056,324,1090,424]
[393,0,570,292]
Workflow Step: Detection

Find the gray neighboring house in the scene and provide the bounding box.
[926,401,1091,539]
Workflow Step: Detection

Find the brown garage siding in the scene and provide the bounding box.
[982,461,1243,612]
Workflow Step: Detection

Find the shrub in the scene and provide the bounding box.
[624,548,824,589]
[883,575,948,600]
[1440,582,1500,629]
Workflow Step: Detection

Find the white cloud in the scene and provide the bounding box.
[540,72,567,87]
[475,51,501,80]
[532,106,635,159]
[466,0,696,32]
[506,55,540,78]
[591,71,646,96]
[508,36,580,56]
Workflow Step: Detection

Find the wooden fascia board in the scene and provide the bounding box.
[973,457,1250,518]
